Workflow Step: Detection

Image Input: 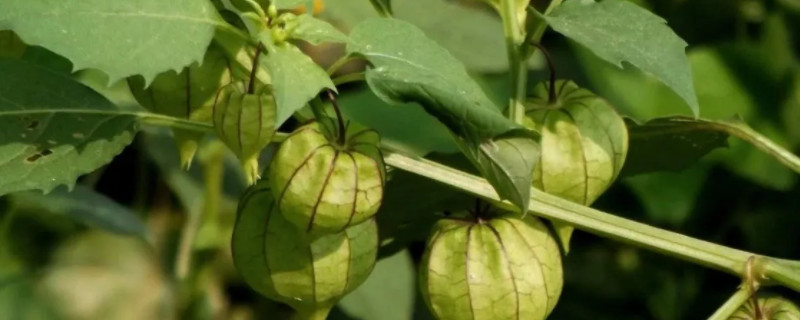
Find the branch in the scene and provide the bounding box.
[382,150,800,293]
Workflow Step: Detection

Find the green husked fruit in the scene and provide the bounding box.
[232,181,378,317]
[731,295,800,319]
[730,295,800,320]
[524,80,628,252]
[129,45,231,169]
[268,122,385,237]
[420,213,563,320]
[212,81,277,184]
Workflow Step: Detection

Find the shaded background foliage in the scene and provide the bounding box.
[0,0,799,319]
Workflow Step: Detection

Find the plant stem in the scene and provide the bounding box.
[326,90,347,145]
[381,151,800,291]
[764,260,800,293]
[327,55,358,76]
[499,0,527,124]
[292,307,331,320]
[247,43,264,94]
[138,112,214,132]
[708,286,751,320]
[332,72,366,86]
[529,42,557,104]
[711,119,800,176]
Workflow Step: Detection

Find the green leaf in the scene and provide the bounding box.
[10,186,147,237]
[625,164,710,226]
[129,45,231,169]
[347,18,520,142]
[262,43,334,127]
[0,59,137,196]
[0,0,221,83]
[337,250,415,320]
[621,117,728,177]
[338,88,457,156]
[546,0,699,116]
[347,18,538,211]
[289,14,348,45]
[458,133,540,214]
[323,0,509,72]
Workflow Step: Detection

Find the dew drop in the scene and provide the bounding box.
[365,44,373,50]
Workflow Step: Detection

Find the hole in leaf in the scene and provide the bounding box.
[41,149,53,156]
[26,154,42,163]
[27,120,39,130]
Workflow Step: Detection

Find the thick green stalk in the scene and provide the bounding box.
[499,0,527,123]
[382,151,800,292]
[708,287,752,320]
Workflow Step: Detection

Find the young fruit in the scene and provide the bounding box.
[730,294,800,320]
[232,182,378,319]
[267,122,385,237]
[129,45,231,169]
[212,81,277,184]
[524,80,628,251]
[419,213,563,320]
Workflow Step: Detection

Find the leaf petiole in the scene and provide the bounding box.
[332,72,366,86]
